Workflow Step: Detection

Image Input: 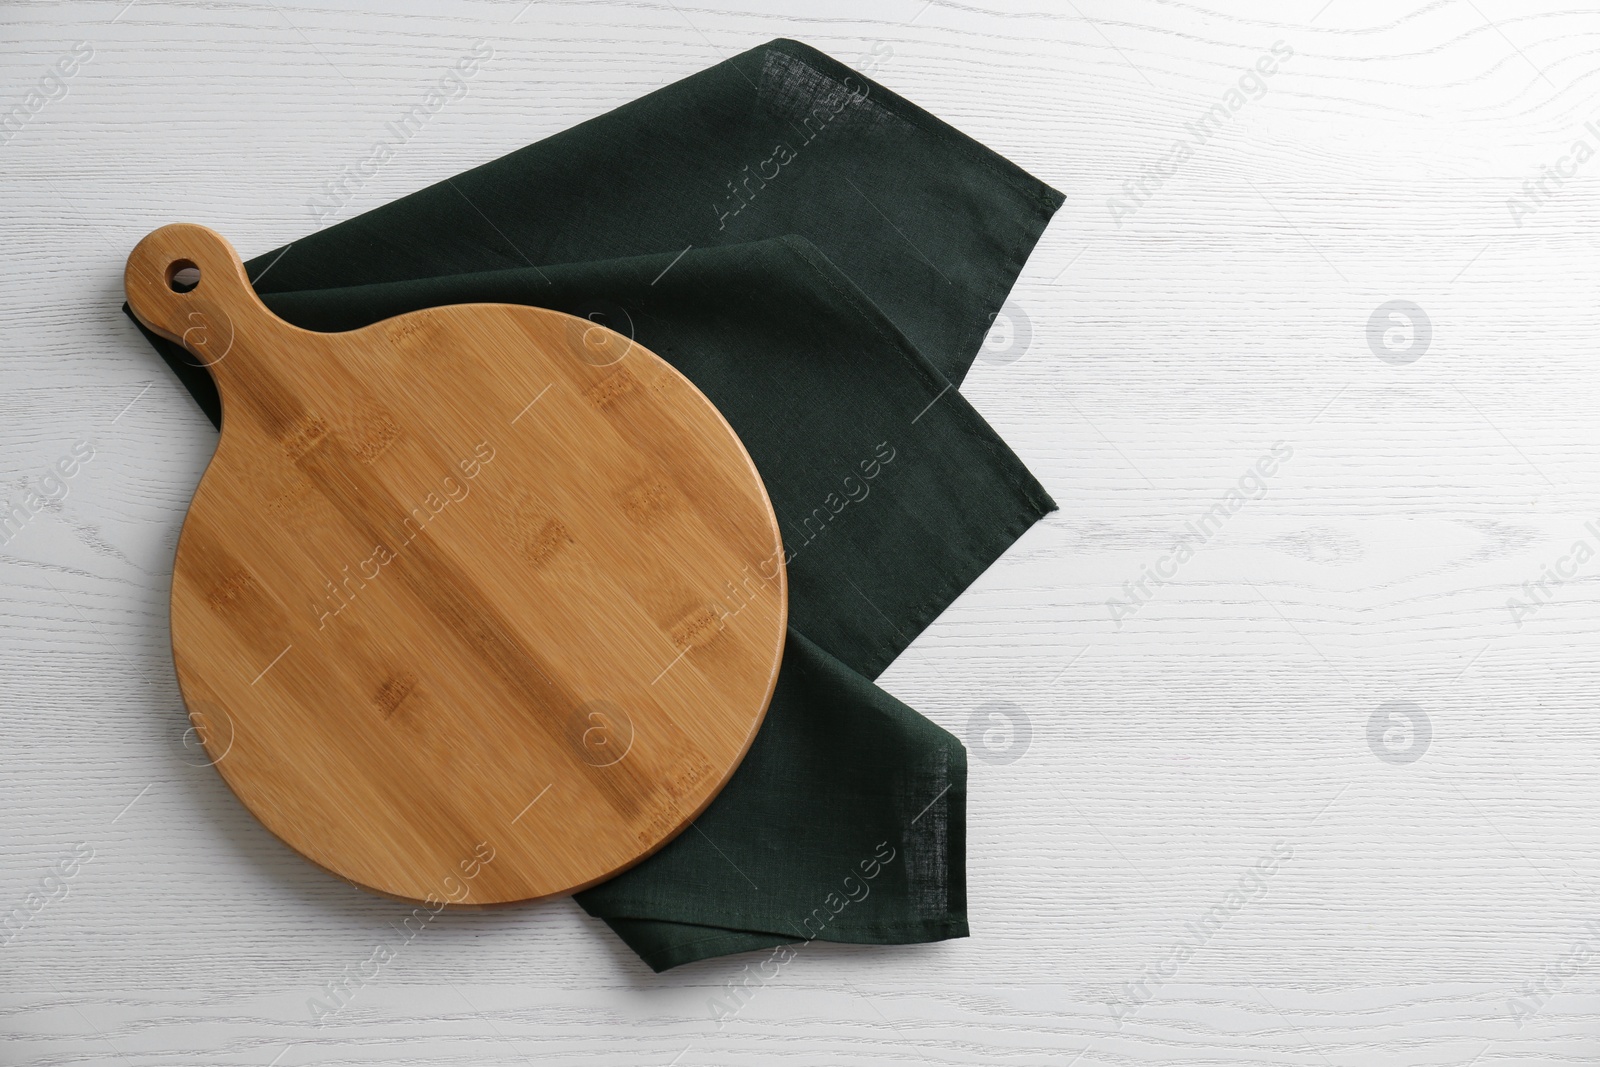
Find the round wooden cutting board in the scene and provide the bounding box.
[126,224,787,906]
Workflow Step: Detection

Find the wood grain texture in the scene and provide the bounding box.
[4,0,1600,1063]
[124,223,786,905]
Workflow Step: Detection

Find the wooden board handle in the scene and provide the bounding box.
[124,224,276,378]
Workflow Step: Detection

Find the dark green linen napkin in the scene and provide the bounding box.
[128,38,1061,971]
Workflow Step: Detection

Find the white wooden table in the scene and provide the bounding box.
[4,1,1598,1062]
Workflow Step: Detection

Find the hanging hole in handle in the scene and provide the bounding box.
[167,260,201,294]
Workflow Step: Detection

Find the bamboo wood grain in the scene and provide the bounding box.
[123,223,787,906]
